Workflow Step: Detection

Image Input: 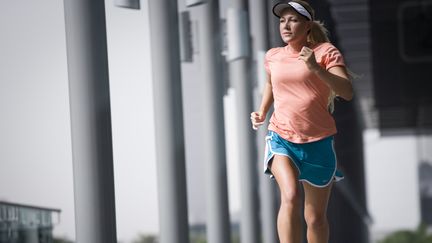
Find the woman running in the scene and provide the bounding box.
[250,1,353,243]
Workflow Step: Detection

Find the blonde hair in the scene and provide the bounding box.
[308,21,330,44]
[290,0,337,113]
[289,0,330,44]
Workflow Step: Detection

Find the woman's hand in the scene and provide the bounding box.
[250,111,265,130]
[298,46,320,72]
[298,46,353,100]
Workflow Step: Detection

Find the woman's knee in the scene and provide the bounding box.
[280,187,301,208]
[304,210,328,229]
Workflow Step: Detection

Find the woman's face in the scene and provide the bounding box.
[279,8,311,44]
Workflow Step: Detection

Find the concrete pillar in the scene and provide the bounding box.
[227,0,260,242]
[63,0,117,242]
[196,1,231,242]
[249,0,279,242]
[148,1,189,243]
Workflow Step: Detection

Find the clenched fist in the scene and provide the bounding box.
[298,46,321,72]
[250,111,266,130]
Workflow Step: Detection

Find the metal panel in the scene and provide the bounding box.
[226,8,250,61]
[114,0,140,9]
[179,11,193,62]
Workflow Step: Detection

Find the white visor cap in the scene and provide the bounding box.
[273,1,313,20]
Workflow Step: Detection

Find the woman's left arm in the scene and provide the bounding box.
[312,65,353,101]
[299,46,354,101]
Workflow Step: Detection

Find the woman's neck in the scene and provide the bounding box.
[287,40,309,54]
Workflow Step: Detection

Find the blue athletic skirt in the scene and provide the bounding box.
[263,130,344,187]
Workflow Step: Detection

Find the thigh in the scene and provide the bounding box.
[270,155,301,196]
[302,182,333,216]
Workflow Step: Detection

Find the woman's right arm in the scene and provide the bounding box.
[251,73,274,130]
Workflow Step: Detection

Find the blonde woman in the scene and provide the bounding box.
[250,1,353,243]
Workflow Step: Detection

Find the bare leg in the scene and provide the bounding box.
[270,155,302,243]
[302,181,333,243]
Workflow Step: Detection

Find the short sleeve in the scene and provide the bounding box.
[264,50,271,74]
[263,48,279,74]
[321,45,346,70]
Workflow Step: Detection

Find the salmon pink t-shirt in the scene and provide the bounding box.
[264,42,346,143]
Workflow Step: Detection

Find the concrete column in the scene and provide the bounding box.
[148,1,189,243]
[196,1,231,243]
[249,0,279,242]
[63,1,117,242]
[227,1,260,242]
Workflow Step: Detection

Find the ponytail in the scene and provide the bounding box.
[328,91,336,113]
[307,21,330,45]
